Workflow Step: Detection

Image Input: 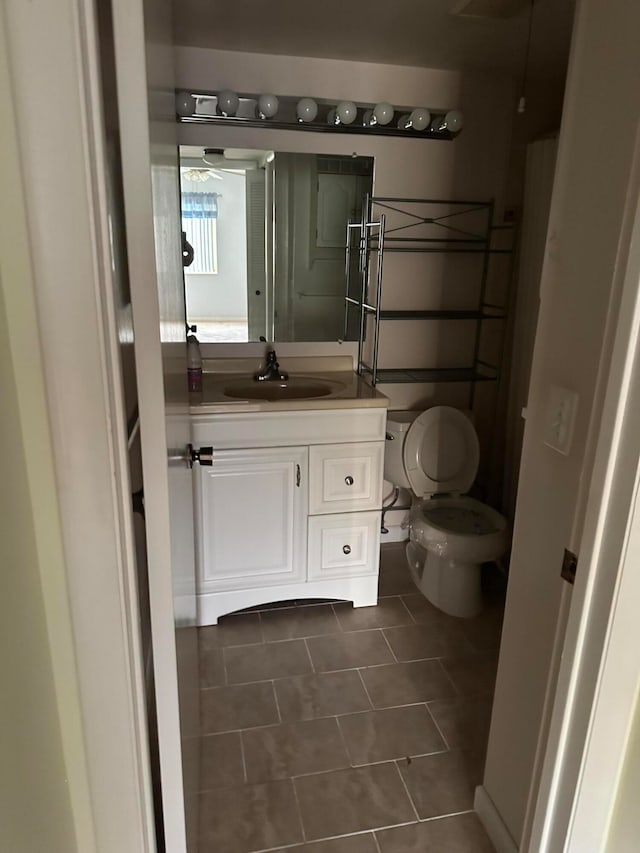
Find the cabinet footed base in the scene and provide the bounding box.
[196,574,379,626]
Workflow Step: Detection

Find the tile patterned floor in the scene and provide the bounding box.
[195,542,505,853]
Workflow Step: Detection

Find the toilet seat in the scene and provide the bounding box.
[402,406,479,497]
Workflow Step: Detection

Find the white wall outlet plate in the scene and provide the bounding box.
[543,385,579,455]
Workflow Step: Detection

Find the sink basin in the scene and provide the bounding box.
[222,376,342,401]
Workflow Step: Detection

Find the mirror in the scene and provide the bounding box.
[179,146,373,342]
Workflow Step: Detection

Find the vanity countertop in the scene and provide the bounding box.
[187,370,388,414]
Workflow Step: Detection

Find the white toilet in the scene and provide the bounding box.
[384,407,509,618]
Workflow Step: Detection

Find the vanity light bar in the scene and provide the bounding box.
[175,90,463,141]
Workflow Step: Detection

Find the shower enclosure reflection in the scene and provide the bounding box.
[179,146,373,342]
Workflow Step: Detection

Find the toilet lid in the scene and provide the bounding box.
[403,406,479,497]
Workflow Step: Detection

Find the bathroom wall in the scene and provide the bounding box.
[174,48,516,409]
[175,47,518,504]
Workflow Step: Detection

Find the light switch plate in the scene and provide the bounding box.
[543,385,579,455]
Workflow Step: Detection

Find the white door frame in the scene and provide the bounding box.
[525,120,640,851]
[7,0,640,851]
[3,0,156,850]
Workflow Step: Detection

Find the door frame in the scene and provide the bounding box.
[7,1,640,852]
[3,0,156,849]
[524,122,640,851]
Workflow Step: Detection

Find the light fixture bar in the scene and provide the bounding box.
[175,90,463,141]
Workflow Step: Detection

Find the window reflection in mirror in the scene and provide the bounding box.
[179,146,374,343]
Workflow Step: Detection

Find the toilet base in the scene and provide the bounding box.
[406,540,483,618]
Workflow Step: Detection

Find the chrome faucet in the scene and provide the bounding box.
[254,349,288,382]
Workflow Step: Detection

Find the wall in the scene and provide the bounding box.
[175,47,518,511]
[483,0,640,844]
[174,47,516,414]
[183,169,248,320]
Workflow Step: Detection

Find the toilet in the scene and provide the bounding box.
[384,407,509,618]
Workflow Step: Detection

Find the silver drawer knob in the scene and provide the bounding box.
[343,545,351,555]
[345,476,354,486]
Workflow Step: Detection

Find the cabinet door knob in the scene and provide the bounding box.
[343,544,351,555]
[345,475,354,486]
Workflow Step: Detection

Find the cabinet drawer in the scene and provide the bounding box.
[309,442,384,515]
[308,512,380,580]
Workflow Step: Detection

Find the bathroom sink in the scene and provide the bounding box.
[222,376,342,401]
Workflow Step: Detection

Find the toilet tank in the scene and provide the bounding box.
[384,410,420,488]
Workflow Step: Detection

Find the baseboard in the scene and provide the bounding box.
[475,785,519,853]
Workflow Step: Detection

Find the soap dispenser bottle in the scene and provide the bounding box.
[187,334,203,392]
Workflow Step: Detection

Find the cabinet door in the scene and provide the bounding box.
[309,442,384,515]
[196,447,308,592]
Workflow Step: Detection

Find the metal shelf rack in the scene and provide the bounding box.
[344,195,514,406]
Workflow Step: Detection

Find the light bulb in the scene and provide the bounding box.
[336,101,357,125]
[397,114,411,130]
[362,109,374,127]
[257,93,279,119]
[410,107,431,131]
[175,90,196,117]
[373,102,394,126]
[217,90,239,116]
[429,115,446,132]
[296,97,318,122]
[444,110,464,132]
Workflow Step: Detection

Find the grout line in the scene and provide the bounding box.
[290,778,307,844]
[334,714,354,767]
[302,637,316,674]
[437,658,461,696]
[253,827,397,853]
[425,701,451,751]
[379,627,399,663]
[239,730,248,784]
[393,759,421,823]
[356,668,375,710]
[418,808,476,823]
[272,680,283,724]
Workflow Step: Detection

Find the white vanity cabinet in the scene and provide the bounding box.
[192,407,386,624]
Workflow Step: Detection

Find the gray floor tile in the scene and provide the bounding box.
[428,695,494,751]
[401,593,451,625]
[376,812,495,852]
[440,652,499,696]
[307,630,394,672]
[378,545,417,596]
[261,604,341,641]
[361,661,456,708]
[398,750,484,819]
[295,763,415,840]
[198,779,303,852]
[200,682,279,733]
[277,835,379,852]
[334,598,413,631]
[199,648,225,688]
[198,613,263,650]
[225,639,313,684]
[243,717,349,782]
[199,732,245,790]
[383,622,473,662]
[275,670,371,722]
[461,605,505,652]
[338,705,446,765]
